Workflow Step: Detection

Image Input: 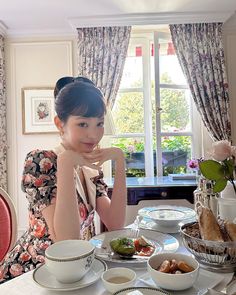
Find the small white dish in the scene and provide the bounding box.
[32,258,107,291]
[101,267,136,293]
[148,253,199,291]
[113,286,170,295]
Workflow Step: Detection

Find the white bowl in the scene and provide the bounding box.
[148,208,186,227]
[147,253,199,291]
[45,240,95,284]
[101,267,136,293]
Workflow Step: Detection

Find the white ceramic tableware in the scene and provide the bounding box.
[138,206,196,228]
[101,267,136,293]
[147,253,199,291]
[33,258,107,291]
[90,228,179,264]
[218,198,236,221]
[45,239,95,284]
[113,286,170,295]
[147,209,186,227]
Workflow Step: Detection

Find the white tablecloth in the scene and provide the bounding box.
[0,233,233,295]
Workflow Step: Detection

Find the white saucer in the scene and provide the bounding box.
[32,258,107,291]
[114,286,170,295]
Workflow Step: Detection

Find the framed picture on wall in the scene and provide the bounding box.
[22,88,58,134]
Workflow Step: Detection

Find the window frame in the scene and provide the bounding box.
[113,30,202,177]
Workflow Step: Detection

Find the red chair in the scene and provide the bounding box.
[0,188,17,262]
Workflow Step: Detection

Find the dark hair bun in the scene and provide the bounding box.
[54,76,95,98]
[54,76,106,122]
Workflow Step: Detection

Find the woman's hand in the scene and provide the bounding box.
[57,149,101,170]
[83,147,125,167]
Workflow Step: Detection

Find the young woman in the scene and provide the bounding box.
[0,76,127,283]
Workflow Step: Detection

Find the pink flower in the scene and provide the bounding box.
[211,140,232,161]
[27,245,37,258]
[19,251,31,262]
[79,203,87,222]
[127,145,135,153]
[231,146,236,159]
[9,264,23,277]
[187,159,199,170]
[25,157,33,167]
[23,174,34,184]
[32,219,46,238]
[39,158,53,172]
[34,178,43,187]
[39,241,51,250]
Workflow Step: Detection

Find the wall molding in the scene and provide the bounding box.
[69,11,234,29]
[6,28,75,39]
[6,39,74,232]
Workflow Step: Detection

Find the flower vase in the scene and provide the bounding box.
[221,181,236,199]
[209,195,218,218]
[194,177,219,217]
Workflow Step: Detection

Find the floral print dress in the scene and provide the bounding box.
[0,149,108,284]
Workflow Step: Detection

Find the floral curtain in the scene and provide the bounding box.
[170,23,231,141]
[77,26,131,107]
[0,35,7,190]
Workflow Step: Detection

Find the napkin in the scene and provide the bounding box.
[137,270,233,295]
[226,279,236,295]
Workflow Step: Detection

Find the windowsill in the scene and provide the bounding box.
[104,176,197,188]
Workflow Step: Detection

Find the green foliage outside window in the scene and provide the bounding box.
[112,73,191,177]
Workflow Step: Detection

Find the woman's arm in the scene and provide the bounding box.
[43,150,99,242]
[94,148,127,230]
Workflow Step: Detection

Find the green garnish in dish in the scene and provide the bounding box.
[110,237,136,256]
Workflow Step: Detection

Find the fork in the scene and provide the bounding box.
[130,215,143,238]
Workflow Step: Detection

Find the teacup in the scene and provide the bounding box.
[45,239,95,284]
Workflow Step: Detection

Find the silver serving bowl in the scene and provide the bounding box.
[180,222,236,272]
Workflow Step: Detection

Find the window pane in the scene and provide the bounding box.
[119,43,143,89]
[159,42,187,85]
[111,137,145,177]
[150,42,187,86]
[160,89,191,132]
[161,136,191,175]
[112,92,144,134]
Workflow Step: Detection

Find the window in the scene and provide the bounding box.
[111,29,200,177]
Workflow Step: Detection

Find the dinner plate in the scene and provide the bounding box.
[138,205,196,228]
[32,258,107,291]
[89,228,179,264]
[113,286,171,295]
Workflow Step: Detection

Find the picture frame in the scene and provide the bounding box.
[22,88,58,134]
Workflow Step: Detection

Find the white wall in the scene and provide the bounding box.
[6,36,76,235]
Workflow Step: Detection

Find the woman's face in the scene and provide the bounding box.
[59,115,104,153]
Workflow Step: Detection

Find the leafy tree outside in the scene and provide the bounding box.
[112,73,191,176]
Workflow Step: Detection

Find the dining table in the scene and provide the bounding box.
[0,229,235,295]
